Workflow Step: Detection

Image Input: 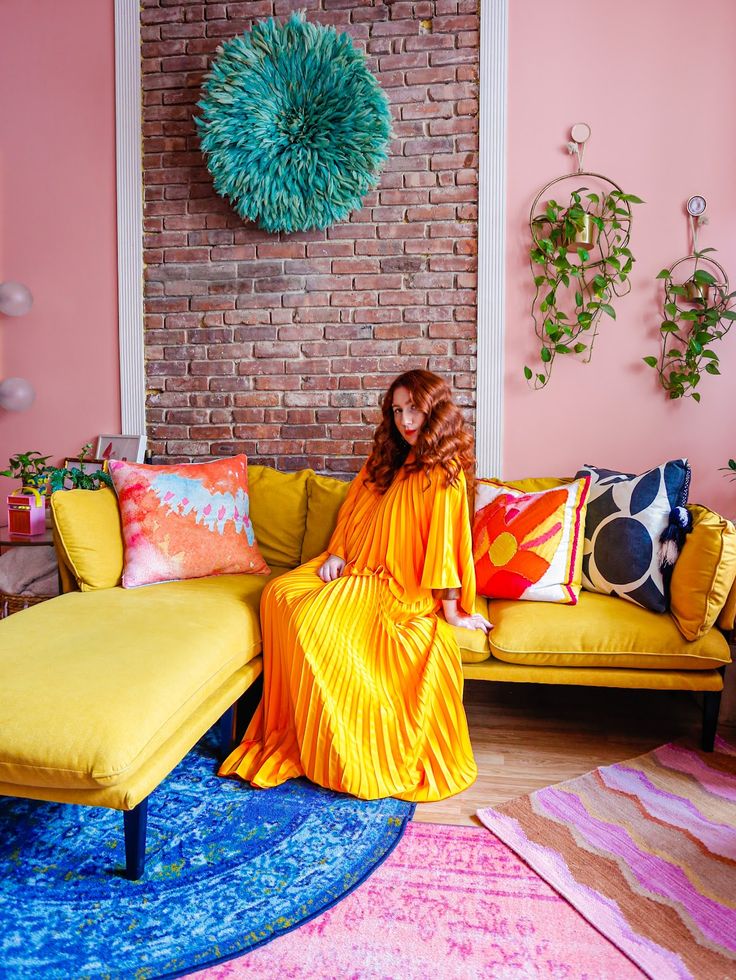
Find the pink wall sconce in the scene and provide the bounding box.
[0,281,35,412]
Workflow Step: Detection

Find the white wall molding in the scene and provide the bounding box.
[475,0,508,478]
[114,0,146,436]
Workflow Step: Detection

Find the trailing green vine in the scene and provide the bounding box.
[524,186,642,388]
[643,248,736,402]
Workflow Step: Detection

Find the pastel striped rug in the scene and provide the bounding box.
[478,738,736,980]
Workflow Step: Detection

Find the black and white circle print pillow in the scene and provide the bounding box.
[574,459,691,613]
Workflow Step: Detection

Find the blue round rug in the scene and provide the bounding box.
[0,735,414,978]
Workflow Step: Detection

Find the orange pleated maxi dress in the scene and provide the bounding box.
[219,461,478,802]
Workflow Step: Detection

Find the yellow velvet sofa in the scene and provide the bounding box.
[0,465,733,879]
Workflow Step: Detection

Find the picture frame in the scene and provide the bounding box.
[95,434,146,464]
[64,457,109,475]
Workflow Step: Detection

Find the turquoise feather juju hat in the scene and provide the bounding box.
[196,13,392,234]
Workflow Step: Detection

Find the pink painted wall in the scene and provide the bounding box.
[504,0,736,520]
[0,0,119,512]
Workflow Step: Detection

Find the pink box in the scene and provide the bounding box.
[7,491,47,536]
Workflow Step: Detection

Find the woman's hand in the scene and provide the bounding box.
[317,554,346,583]
[441,600,492,634]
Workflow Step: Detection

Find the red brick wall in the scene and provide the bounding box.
[142,0,479,477]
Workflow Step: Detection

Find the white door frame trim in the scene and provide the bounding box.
[475,0,508,478]
[114,0,146,436]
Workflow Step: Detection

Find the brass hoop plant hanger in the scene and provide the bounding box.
[644,198,736,403]
[525,124,642,389]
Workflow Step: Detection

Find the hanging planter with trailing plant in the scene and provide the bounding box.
[196,12,392,234]
[644,197,736,404]
[643,250,735,402]
[523,125,642,389]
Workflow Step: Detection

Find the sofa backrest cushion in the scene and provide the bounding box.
[301,473,351,564]
[51,487,124,591]
[248,465,312,569]
[670,504,736,640]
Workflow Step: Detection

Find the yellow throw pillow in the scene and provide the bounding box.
[51,487,124,591]
[248,466,312,570]
[301,473,352,564]
[669,504,736,640]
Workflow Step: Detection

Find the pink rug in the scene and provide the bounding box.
[190,822,640,979]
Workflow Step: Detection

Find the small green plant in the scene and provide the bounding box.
[525,187,643,388]
[0,451,52,488]
[643,249,736,403]
[720,459,736,483]
[48,443,112,492]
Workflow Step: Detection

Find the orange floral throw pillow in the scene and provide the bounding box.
[108,455,270,588]
[473,477,590,603]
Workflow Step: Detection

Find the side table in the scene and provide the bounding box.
[0,524,60,617]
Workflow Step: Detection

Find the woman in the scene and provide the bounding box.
[220,370,491,802]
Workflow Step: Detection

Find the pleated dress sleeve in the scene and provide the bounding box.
[326,464,368,561]
[420,468,476,615]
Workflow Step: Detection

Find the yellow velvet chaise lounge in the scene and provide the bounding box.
[0,466,733,878]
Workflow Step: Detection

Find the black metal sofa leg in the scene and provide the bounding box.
[702,690,722,752]
[217,703,237,761]
[124,798,149,880]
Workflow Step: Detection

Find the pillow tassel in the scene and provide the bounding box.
[658,506,693,568]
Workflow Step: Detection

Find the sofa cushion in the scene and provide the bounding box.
[249,465,312,569]
[452,595,492,663]
[301,472,351,564]
[0,568,290,791]
[669,505,736,641]
[51,487,124,591]
[576,459,691,613]
[473,477,589,604]
[488,590,731,670]
[109,456,270,587]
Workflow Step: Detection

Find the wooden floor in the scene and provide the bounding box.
[414,680,735,826]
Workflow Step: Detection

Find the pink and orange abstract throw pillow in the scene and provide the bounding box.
[108,455,270,588]
[473,477,590,604]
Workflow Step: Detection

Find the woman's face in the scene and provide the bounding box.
[391,386,427,446]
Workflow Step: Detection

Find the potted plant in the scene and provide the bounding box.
[643,249,736,402]
[525,186,643,389]
[1,451,52,491]
[1,451,53,535]
[48,443,113,492]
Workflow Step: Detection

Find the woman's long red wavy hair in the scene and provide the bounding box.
[365,370,475,494]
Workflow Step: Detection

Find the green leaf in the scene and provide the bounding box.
[574,290,583,307]
[620,193,644,204]
[643,356,658,368]
[536,374,546,384]
[661,321,678,333]
[540,347,552,363]
[573,343,587,354]
[693,269,717,285]
[664,302,678,318]
[523,365,533,380]
[601,303,616,318]
[692,392,701,403]
[533,275,546,287]
[554,344,571,354]
[576,248,589,262]
[705,363,720,375]
[721,310,736,320]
